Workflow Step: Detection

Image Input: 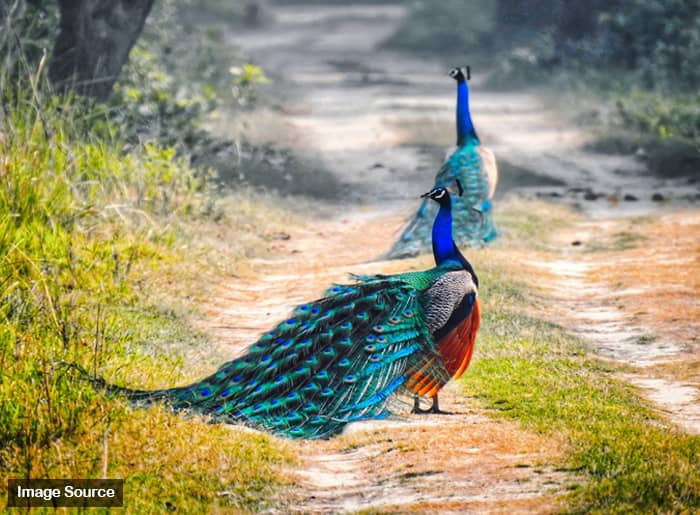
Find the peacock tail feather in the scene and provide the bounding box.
[68,122,484,441]
[389,141,498,258]
[91,264,471,439]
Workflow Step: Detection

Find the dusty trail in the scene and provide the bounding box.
[538,212,700,435]
[198,3,700,512]
[202,215,572,513]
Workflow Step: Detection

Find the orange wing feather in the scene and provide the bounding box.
[405,299,481,398]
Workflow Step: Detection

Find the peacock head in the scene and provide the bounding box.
[448,66,471,83]
[421,180,463,207]
[421,187,451,207]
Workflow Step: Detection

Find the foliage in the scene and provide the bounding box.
[491,0,700,90]
[616,90,700,144]
[0,20,293,511]
[107,1,268,152]
[0,0,58,91]
[585,90,700,179]
[387,0,700,92]
[589,0,700,88]
[3,0,340,198]
[3,0,272,184]
[106,0,334,197]
[472,1,700,176]
[617,90,700,178]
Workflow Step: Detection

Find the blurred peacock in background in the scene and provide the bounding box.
[389,66,499,259]
[70,184,480,439]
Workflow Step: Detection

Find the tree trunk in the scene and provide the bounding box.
[49,0,155,101]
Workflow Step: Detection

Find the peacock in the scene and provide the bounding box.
[73,185,480,439]
[389,66,499,259]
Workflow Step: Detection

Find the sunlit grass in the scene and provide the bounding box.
[0,65,296,511]
[460,201,700,513]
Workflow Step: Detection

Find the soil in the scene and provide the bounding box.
[197,3,699,513]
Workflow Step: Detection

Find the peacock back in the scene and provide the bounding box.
[389,142,498,259]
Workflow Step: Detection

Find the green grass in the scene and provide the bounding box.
[0,71,295,510]
[463,205,700,513]
[469,326,700,512]
[492,199,582,250]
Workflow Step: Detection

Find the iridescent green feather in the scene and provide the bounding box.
[105,268,456,439]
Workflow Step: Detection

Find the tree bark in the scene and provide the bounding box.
[49,0,155,101]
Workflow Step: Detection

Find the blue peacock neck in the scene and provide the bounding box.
[432,198,479,286]
[432,201,456,265]
[456,79,478,147]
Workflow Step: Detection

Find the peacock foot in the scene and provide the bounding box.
[412,395,452,415]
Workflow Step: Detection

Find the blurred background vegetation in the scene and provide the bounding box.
[389,0,700,178]
[3,0,698,183]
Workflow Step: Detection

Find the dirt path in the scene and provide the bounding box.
[199,3,700,512]
[538,212,700,434]
[202,215,573,513]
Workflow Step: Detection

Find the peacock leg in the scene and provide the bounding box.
[412,394,451,415]
[411,394,424,413]
[428,394,451,415]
